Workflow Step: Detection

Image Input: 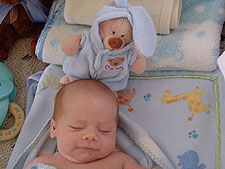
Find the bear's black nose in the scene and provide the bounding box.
[108,37,123,49]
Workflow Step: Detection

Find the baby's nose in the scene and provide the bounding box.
[82,131,98,142]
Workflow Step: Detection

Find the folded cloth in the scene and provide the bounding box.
[64,0,182,34]
[147,0,225,71]
[26,71,43,115]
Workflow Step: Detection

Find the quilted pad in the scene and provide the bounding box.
[118,71,225,168]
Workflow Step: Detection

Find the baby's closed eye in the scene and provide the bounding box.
[98,125,115,134]
[98,128,112,133]
[69,125,85,131]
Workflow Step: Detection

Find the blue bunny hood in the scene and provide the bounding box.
[90,0,157,56]
[90,2,133,53]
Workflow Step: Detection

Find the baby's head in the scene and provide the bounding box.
[51,79,118,164]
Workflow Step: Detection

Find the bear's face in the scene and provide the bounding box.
[99,17,132,50]
[107,57,125,67]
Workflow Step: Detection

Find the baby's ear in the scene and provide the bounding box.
[50,119,57,138]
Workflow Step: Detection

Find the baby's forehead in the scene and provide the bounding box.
[55,80,118,116]
[62,87,110,102]
[62,82,115,100]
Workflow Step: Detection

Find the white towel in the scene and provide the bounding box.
[64,0,182,34]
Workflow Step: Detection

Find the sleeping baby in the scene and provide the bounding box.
[25,79,146,169]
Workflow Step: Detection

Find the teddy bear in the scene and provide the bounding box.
[60,0,157,92]
[0,0,53,60]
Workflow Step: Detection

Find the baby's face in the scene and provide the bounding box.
[51,91,117,163]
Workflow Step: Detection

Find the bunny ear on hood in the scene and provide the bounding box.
[90,0,157,57]
[115,0,129,8]
[127,6,157,56]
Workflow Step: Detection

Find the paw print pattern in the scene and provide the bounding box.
[144,93,151,101]
[188,130,198,139]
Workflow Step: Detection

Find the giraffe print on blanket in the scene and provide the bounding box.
[161,86,210,121]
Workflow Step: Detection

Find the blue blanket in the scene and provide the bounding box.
[119,70,225,169]
[6,64,225,169]
[6,65,173,169]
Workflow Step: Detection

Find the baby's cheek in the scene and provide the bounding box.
[65,133,79,144]
[104,135,116,148]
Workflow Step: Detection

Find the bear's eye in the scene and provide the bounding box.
[112,31,115,34]
[121,35,124,37]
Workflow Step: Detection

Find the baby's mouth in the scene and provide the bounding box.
[78,147,98,151]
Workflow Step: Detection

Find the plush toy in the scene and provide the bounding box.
[0,0,53,60]
[60,0,157,91]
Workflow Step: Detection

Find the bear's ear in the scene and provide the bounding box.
[107,58,114,63]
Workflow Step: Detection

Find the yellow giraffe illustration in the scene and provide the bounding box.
[161,86,210,121]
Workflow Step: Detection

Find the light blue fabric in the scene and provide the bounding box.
[26,71,43,115]
[29,163,56,169]
[118,113,175,169]
[6,65,63,169]
[117,128,154,168]
[6,64,225,169]
[63,0,156,91]
[121,68,225,169]
[0,0,48,24]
